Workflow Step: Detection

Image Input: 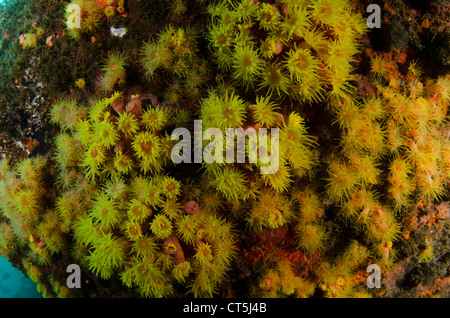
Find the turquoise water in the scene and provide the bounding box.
[0,257,42,298]
[0,0,41,299]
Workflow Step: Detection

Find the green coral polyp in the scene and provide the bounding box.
[101,52,127,83]
[103,177,128,202]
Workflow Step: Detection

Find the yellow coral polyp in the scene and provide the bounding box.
[418,239,434,263]
[260,161,292,193]
[104,6,116,18]
[113,150,134,175]
[87,232,127,279]
[370,55,390,79]
[248,189,292,231]
[176,215,198,245]
[82,143,107,179]
[161,176,181,200]
[415,170,444,201]
[251,95,281,128]
[349,153,381,186]
[210,166,247,200]
[75,78,86,89]
[326,160,359,202]
[296,223,327,253]
[117,112,139,137]
[141,107,168,132]
[127,199,152,223]
[260,62,290,96]
[434,75,450,102]
[294,188,324,223]
[232,44,263,88]
[172,261,191,283]
[150,214,173,240]
[131,237,158,259]
[332,100,363,130]
[14,189,40,219]
[285,47,320,82]
[310,0,347,26]
[193,242,213,266]
[90,192,120,230]
[366,207,399,243]
[132,131,161,160]
[91,118,120,148]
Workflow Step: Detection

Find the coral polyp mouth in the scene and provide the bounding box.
[163,242,177,254]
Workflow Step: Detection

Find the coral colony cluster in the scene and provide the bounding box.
[0,0,449,298]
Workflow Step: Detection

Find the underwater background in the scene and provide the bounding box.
[0,0,449,298]
[0,257,41,297]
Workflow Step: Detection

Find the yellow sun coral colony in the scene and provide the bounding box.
[0,87,239,297]
[207,0,366,102]
[0,0,449,301]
